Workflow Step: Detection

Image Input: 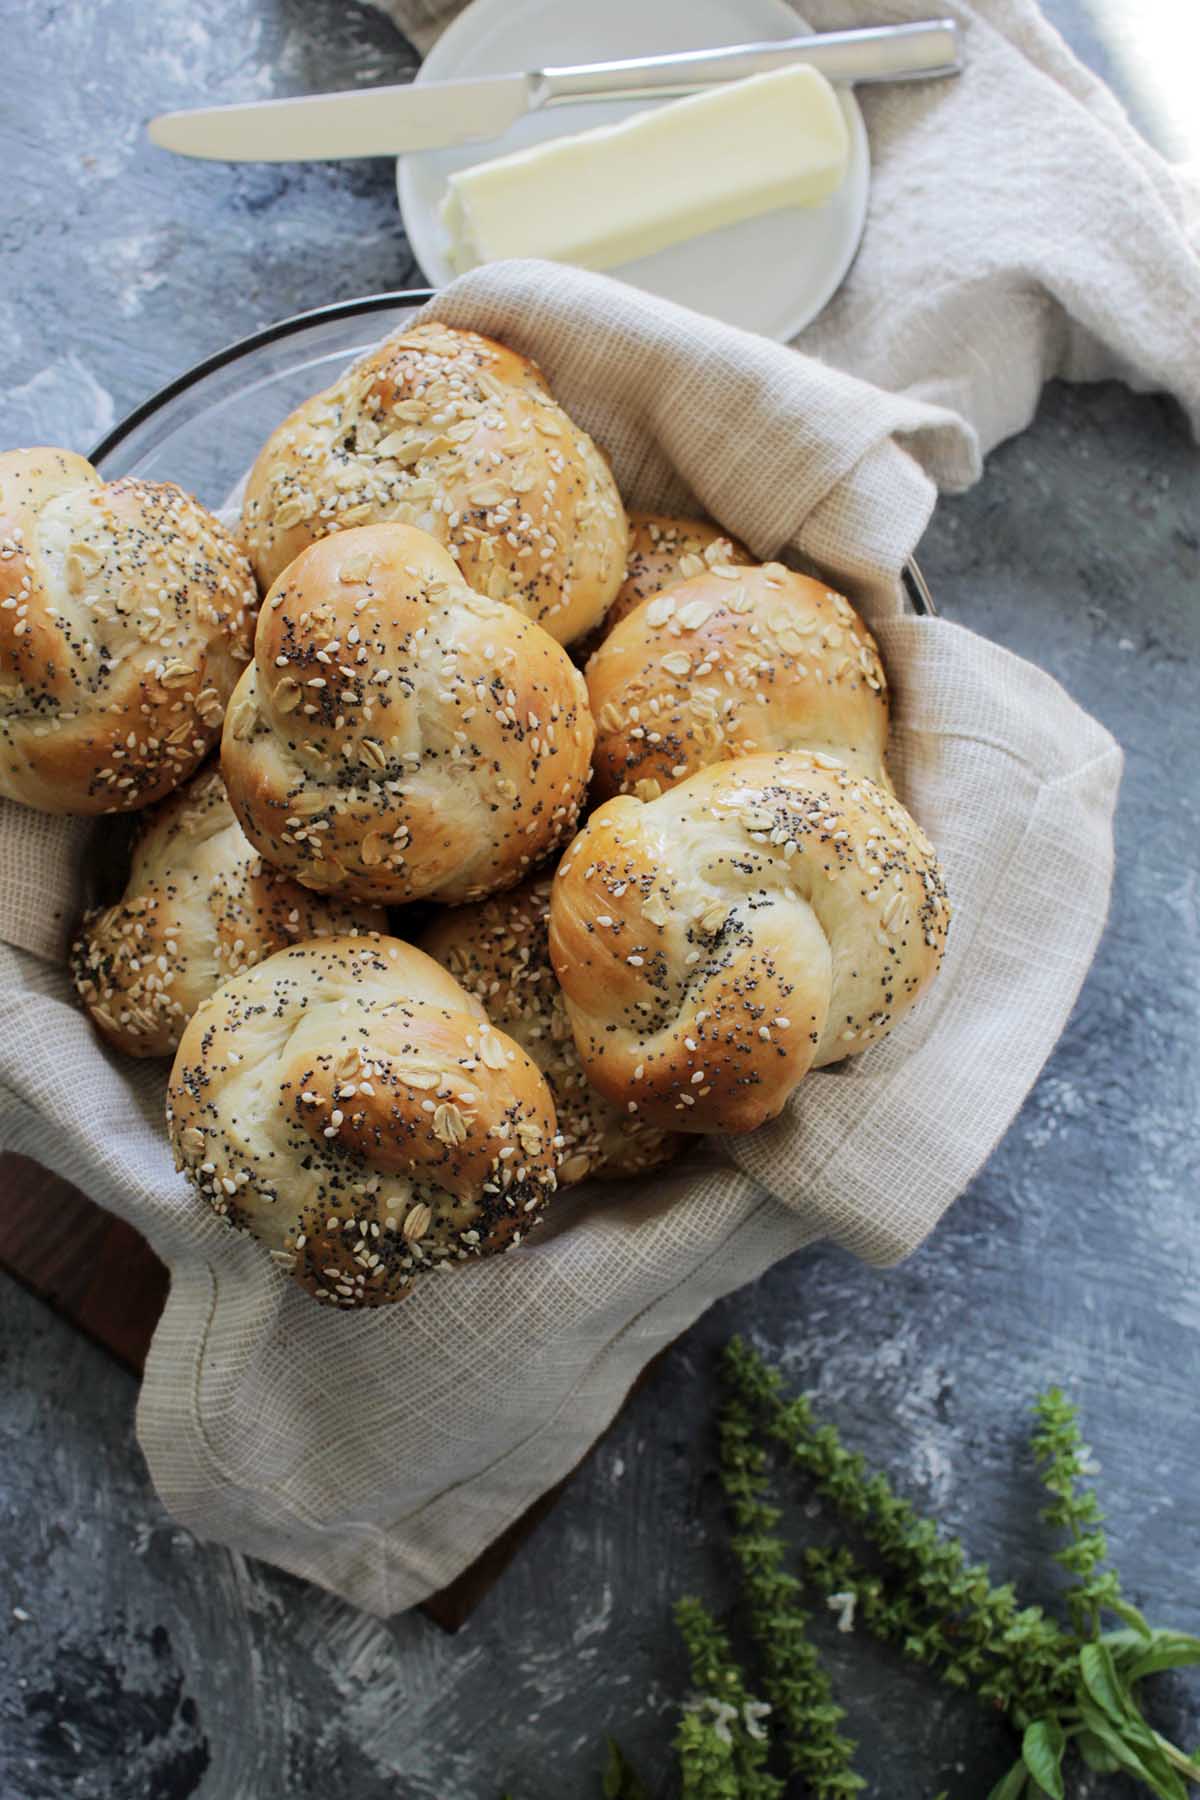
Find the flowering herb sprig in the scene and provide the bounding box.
[504,1343,1198,1800]
[1031,1386,1124,1639]
[723,1338,1200,1799]
[673,1597,780,1800]
[717,1398,864,1797]
[721,1336,1073,1720]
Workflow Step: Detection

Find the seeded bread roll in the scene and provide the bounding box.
[421,875,682,1188]
[71,764,387,1058]
[588,563,889,801]
[549,751,950,1135]
[607,513,753,637]
[167,935,561,1308]
[241,321,627,646]
[220,522,595,905]
[0,448,256,813]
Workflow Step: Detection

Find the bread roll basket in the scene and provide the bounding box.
[0,267,1116,1614]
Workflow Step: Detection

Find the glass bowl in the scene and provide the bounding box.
[90,291,435,501]
[89,289,933,615]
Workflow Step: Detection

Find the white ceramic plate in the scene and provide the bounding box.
[397,0,869,342]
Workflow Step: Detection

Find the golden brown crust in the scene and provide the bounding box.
[587,563,889,801]
[167,934,560,1308]
[573,513,753,663]
[70,763,387,1057]
[240,321,627,646]
[610,513,752,634]
[549,752,951,1136]
[0,447,257,814]
[421,875,682,1188]
[219,522,595,905]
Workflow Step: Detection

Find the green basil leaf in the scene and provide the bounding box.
[1077,1730,1121,1774]
[987,1759,1030,1800]
[1078,1655,1192,1795]
[1079,1641,1133,1725]
[1125,1635,1200,1684]
[1022,1720,1066,1799]
[1108,1598,1154,1639]
[1076,1702,1167,1790]
[602,1738,622,1799]
[602,1739,649,1800]
[1075,1701,1188,1800]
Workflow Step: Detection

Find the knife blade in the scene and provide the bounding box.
[149,75,533,162]
[147,20,961,163]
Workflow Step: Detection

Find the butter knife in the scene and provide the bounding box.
[147,19,961,162]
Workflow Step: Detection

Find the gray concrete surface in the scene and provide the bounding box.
[1,2,1197,1796]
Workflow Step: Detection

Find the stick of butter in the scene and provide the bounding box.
[440,63,850,275]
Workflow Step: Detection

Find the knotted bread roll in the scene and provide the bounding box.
[71,764,386,1058]
[241,321,627,646]
[422,876,682,1188]
[550,751,950,1135]
[0,448,256,813]
[588,562,888,801]
[167,935,560,1308]
[605,512,752,638]
[220,522,595,905]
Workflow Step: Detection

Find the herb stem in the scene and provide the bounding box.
[1153,1733,1200,1782]
[674,1596,782,1800]
[723,1339,1075,1714]
[1031,1389,1121,1644]
[718,1397,865,1796]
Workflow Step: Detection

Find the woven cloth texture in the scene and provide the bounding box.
[0,255,1125,1610]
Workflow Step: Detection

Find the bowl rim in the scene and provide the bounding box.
[88,287,438,468]
[87,285,934,618]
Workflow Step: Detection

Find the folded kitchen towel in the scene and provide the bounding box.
[369,0,1200,486]
[0,261,1122,1612]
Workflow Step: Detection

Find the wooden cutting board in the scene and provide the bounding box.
[0,1150,624,1631]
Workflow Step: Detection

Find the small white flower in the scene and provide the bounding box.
[743,1700,772,1741]
[827,1589,857,1633]
[682,1694,740,1745]
[708,1701,738,1745]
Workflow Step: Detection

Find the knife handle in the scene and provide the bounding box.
[535,20,962,103]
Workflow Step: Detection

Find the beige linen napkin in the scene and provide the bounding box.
[0,262,1121,1611]
[369,0,1200,485]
